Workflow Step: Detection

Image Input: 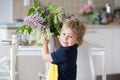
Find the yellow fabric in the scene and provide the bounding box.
[46,63,58,80]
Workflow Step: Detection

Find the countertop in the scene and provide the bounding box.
[0,23,22,29]
[86,25,120,29]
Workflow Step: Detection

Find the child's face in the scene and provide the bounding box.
[60,26,78,47]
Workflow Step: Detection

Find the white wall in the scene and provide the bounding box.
[0,0,13,24]
[114,0,120,8]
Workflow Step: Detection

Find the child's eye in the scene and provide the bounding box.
[69,35,73,38]
[62,33,65,36]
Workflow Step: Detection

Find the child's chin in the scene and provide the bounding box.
[62,44,68,47]
[62,45,68,47]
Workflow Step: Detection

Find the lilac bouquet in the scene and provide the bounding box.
[23,13,51,44]
[16,0,71,44]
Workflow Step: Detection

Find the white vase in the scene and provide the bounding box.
[48,36,55,53]
[45,35,55,75]
[22,30,29,42]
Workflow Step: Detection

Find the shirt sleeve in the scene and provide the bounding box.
[51,47,66,64]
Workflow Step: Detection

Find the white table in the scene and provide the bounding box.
[89,43,106,80]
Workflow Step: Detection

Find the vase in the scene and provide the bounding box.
[21,30,29,45]
[48,35,55,53]
[45,34,55,75]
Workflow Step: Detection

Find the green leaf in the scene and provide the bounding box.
[16,25,32,34]
[27,26,32,34]
[46,14,51,26]
[16,25,25,34]
[57,14,63,22]
[27,8,35,16]
[34,0,39,8]
[37,7,43,14]
[55,23,61,32]
[16,27,22,33]
[54,15,58,24]
[47,4,57,12]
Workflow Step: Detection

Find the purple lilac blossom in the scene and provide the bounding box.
[24,13,46,32]
[38,1,47,12]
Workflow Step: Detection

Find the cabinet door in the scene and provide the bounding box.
[84,28,114,75]
[16,56,46,80]
[112,29,120,73]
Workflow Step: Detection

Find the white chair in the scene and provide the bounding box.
[77,41,106,80]
[77,41,94,80]
[88,43,106,80]
[0,45,17,80]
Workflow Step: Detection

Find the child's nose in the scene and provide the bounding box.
[64,35,68,40]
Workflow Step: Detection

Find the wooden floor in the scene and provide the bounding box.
[97,74,120,80]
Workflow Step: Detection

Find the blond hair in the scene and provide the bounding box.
[63,18,86,46]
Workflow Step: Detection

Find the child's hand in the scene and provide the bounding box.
[43,39,49,44]
[52,34,61,50]
[42,39,53,62]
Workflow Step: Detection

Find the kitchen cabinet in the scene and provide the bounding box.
[112,29,120,73]
[16,56,45,80]
[84,25,120,75]
[16,46,45,80]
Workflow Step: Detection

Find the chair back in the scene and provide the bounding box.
[77,41,93,80]
[0,45,17,80]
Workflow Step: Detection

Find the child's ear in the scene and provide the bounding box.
[76,40,79,45]
[76,38,82,45]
